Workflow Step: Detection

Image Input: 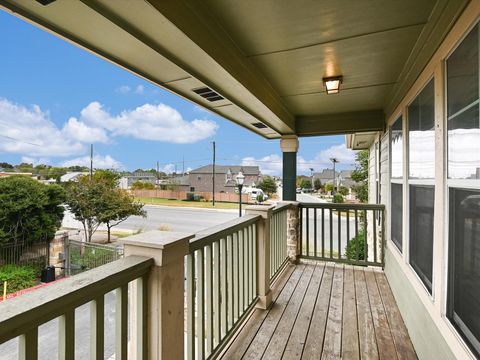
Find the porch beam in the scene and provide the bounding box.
[296,110,384,136]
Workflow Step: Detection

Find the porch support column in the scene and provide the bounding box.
[122,231,192,360]
[246,204,274,309]
[280,135,299,201]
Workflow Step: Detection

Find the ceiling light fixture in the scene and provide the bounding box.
[323,76,343,94]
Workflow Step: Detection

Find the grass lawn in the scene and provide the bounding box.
[136,197,239,210]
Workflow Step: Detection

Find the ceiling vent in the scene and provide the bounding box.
[193,87,224,102]
[252,122,268,129]
[35,0,56,5]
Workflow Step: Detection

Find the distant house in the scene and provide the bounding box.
[119,172,157,189]
[188,165,260,193]
[313,168,357,189]
[59,172,89,182]
[158,175,190,191]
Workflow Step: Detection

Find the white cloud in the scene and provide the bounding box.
[242,154,283,176]
[80,102,218,143]
[0,99,85,157]
[61,154,123,169]
[62,117,109,143]
[241,144,357,176]
[134,85,144,94]
[116,85,131,94]
[20,156,50,166]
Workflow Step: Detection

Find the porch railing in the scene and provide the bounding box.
[299,202,385,267]
[269,204,289,282]
[0,255,153,360]
[186,214,260,359]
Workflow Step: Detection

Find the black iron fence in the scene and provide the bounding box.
[0,241,49,269]
[299,202,385,267]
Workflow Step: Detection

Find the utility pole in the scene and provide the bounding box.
[330,158,339,195]
[90,144,93,181]
[212,141,216,206]
[182,156,185,176]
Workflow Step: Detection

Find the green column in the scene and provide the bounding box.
[283,152,296,201]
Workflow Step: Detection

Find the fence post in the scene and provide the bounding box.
[122,230,193,359]
[246,205,274,309]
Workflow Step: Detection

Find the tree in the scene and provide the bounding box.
[257,176,277,196]
[0,176,65,248]
[299,178,312,189]
[65,172,146,243]
[0,162,13,169]
[64,177,106,242]
[314,178,322,191]
[338,186,349,196]
[131,181,155,190]
[351,150,369,203]
[324,183,334,193]
[97,189,146,242]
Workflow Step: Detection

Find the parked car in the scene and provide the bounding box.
[296,188,302,194]
[243,187,269,201]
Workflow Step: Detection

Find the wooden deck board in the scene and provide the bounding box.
[282,263,325,360]
[222,263,296,359]
[220,261,417,360]
[242,264,306,359]
[263,264,315,359]
[373,268,417,360]
[341,265,360,360]
[322,264,344,359]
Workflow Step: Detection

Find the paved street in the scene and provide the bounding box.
[63,204,238,235]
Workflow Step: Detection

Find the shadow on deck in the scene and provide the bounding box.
[222,261,417,359]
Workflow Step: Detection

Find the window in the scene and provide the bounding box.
[409,185,434,292]
[390,116,403,252]
[448,188,480,357]
[447,23,480,357]
[447,24,480,179]
[408,79,435,293]
[391,183,403,251]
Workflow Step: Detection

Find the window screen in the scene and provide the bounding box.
[409,185,434,293]
[391,183,403,251]
[448,188,480,357]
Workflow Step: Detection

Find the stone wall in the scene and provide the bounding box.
[284,202,300,262]
[49,231,67,278]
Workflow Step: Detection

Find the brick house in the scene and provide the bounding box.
[188,165,261,193]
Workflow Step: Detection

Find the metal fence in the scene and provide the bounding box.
[65,239,124,276]
[299,202,385,267]
[0,241,49,269]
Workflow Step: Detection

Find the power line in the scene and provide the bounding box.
[0,134,42,147]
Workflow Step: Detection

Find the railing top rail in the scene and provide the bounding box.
[299,202,385,211]
[271,202,292,214]
[0,255,153,343]
[68,238,123,249]
[190,214,261,252]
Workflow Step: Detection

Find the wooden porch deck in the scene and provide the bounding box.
[222,261,417,359]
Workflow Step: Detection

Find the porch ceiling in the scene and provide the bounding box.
[0,0,468,138]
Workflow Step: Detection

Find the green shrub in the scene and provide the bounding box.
[0,264,38,294]
[333,193,344,203]
[186,192,195,201]
[345,229,365,261]
[338,186,349,196]
[193,194,204,202]
[256,193,264,203]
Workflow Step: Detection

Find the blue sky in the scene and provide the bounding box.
[0,10,355,175]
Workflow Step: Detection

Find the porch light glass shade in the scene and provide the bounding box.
[323,77,342,94]
[236,171,245,185]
